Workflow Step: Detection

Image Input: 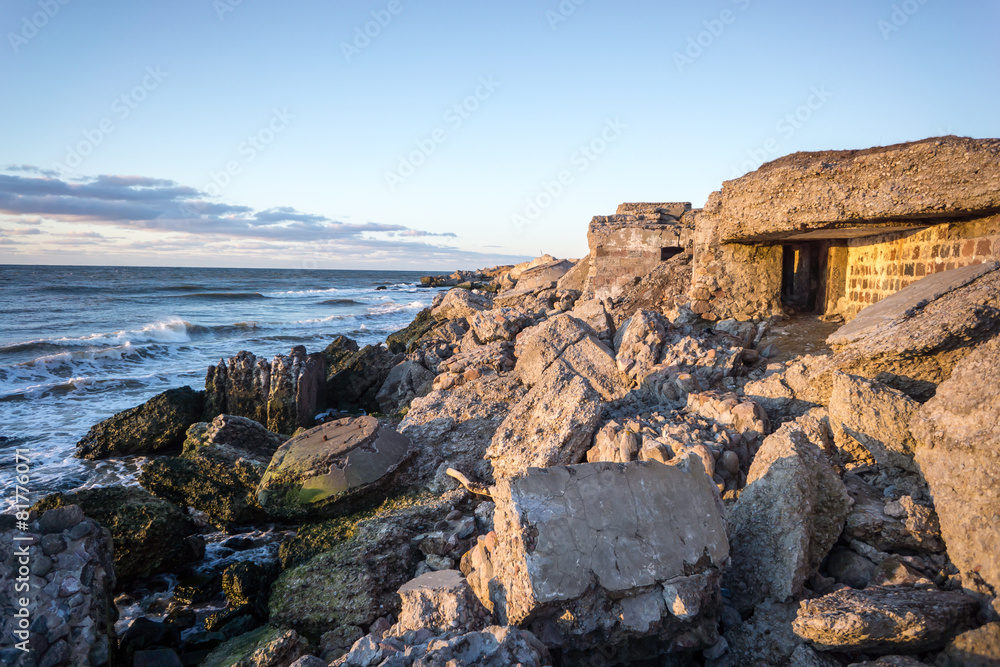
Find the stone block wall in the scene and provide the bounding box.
[837,214,1000,319]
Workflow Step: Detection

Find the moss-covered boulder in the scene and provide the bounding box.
[75,386,204,459]
[199,626,310,667]
[386,307,436,354]
[139,415,283,528]
[33,486,202,584]
[256,417,412,521]
[269,491,461,637]
[326,344,398,414]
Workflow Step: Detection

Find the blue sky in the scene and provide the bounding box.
[1,0,997,270]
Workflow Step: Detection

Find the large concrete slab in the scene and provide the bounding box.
[829,261,999,346]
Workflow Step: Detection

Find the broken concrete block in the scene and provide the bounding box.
[724,419,852,613]
[390,570,490,636]
[256,416,412,520]
[431,288,493,323]
[486,363,604,478]
[486,459,728,654]
[792,586,979,654]
[911,335,1000,603]
[828,372,921,471]
[514,314,597,386]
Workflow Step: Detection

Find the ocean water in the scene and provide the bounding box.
[0,265,439,505]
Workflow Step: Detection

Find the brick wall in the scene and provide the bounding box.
[839,214,1000,319]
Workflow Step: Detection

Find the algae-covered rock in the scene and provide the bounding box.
[75,386,204,459]
[140,415,284,528]
[386,308,436,353]
[325,344,398,414]
[199,626,310,667]
[33,486,201,584]
[269,491,462,637]
[256,416,412,521]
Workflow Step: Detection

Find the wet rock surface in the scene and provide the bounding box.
[75,386,204,460]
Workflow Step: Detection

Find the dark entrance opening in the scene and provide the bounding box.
[660,246,683,261]
[781,243,822,312]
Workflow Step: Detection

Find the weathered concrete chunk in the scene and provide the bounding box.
[486,363,604,478]
[706,137,1000,243]
[829,261,1000,347]
[486,459,728,653]
[514,258,574,292]
[829,372,921,471]
[75,386,204,459]
[615,309,671,382]
[390,570,490,635]
[550,334,626,401]
[514,314,597,386]
[724,419,852,613]
[744,354,836,424]
[431,288,493,322]
[911,335,1000,601]
[842,475,944,554]
[792,586,979,654]
[257,416,412,520]
[205,346,326,434]
[470,306,535,344]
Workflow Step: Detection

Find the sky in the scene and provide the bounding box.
[0,1,997,270]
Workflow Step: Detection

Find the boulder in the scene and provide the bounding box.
[140,415,283,528]
[828,372,921,471]
[556,255,591,292]
[512,258,574,292]
[514,314,597,386]
[470,307,534,343]
[269,491,461,636]
[200,626,310,667]
[614,309,672,382]
[705,136,1000,243]
[375,359,435,414]
[204,347,326,434]
[724,419,852,613]
[939,622,1000,667]
[322,334,361,369]
[431,288,493,322]
[75,386,204,459]
[483,459,728,656]
[0,508,116,667]
[33,487,201,584]
[398,373,525,491]
[723,600,803,667]
[841,474,944,553]
[568,298,615,339]
[257,416,412,521]
[326,344,399,414]
[743,354,836,424]
[910,335,1000,601]
[331,626,549,667]
[792,586,979,654]
[486,363,604,478]
[389,570,490,635]
[385,310,435,354]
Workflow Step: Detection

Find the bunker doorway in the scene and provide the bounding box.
[781,242,822,313]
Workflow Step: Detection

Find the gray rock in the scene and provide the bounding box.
[828,372,921,471]
[792,586,979,653]
[257,416,412,520]
[485,459,728,653]
[390,570,490,635]
[910,334,1000,604]
[325,343,398,414]
[514,314,598,386]
[722,600,803,667]
[469,307,535,344]
[375,359,435,414]
[825,548,877,590]
[431,288,493,322]
[486,362,604,478]
[724,418,852,613]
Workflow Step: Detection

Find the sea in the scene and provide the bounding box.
[0,264,441,508]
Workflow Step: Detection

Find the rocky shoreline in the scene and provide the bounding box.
[3,136,1000,666]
